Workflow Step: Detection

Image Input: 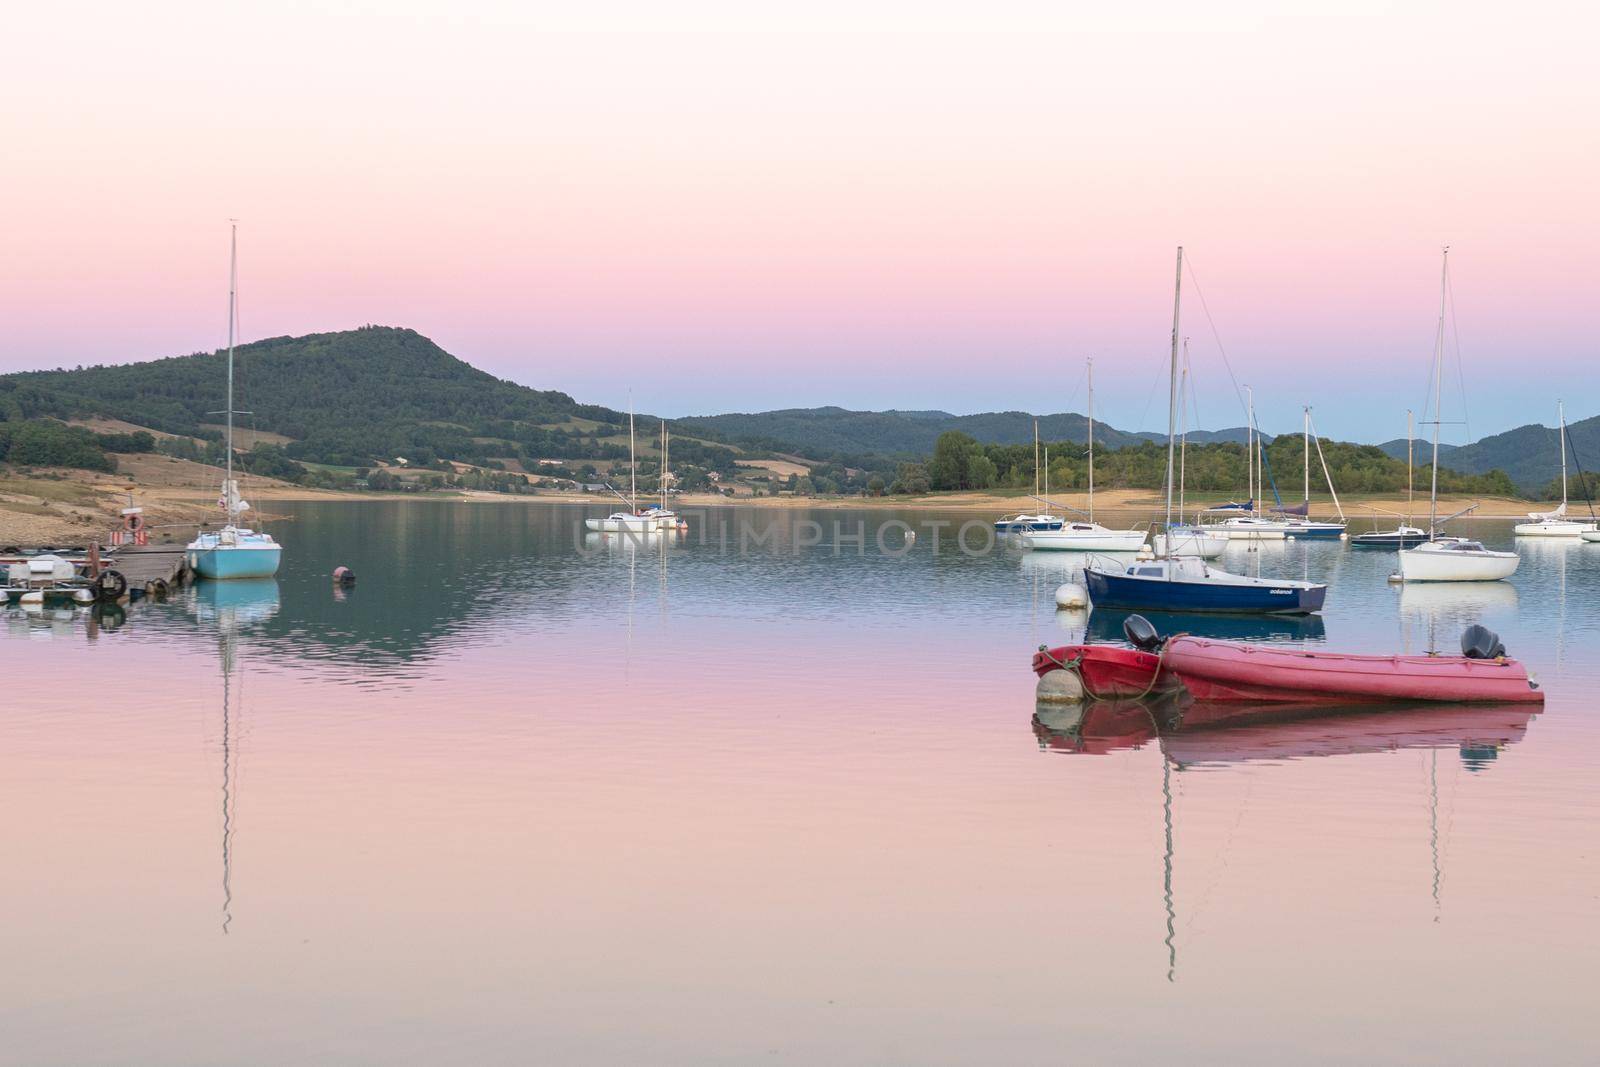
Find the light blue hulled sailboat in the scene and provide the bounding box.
[187,223,282,581]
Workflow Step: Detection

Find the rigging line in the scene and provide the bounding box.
[1445,262,1471,444]
[1564,425,1599,519]
[1181,252,1250,423]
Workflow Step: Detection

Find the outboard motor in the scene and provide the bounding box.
[1460,624,1506,660]
[1123,613,1164,652]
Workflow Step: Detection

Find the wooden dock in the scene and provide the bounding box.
[104,545,190,597]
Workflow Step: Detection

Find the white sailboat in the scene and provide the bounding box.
[1397,248,1518,582]
[996,420,1064,533]
[185,223,282,581]
[1150,343,1228,559]
[586,405,687,533]
[1513,401,1595,536]
[1195,386,1293,540]
[1023,359,1147,552]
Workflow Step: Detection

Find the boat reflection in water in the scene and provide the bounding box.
[1032,699,1537,980]
[1396,578,1519,638]
[1035,696,1537,757]
[190,578,280,935]
[1085,607,1326,647]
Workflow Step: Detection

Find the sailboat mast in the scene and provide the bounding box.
[1407,409,1414,516]
[1245,385,1254,513]
[1429,248,1448,535]
[1087,358,1095,523]
[1559,399,1568,508]
[1164,247,1182,535]
[1179,339,1189,516]
[1303,406,1310,508]
[629,398,637,509]
[225,222,237,523]
[1033,419,1040,505]
[662,423,668,511]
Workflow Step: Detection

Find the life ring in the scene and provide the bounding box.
[94,569,128,601]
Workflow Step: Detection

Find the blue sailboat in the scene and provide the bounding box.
[186,223,282,581]
[1088,245,1328,616]
[1274,406,1347,539]
[1084,556,1327,615]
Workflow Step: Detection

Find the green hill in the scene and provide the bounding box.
[0,327,729,473]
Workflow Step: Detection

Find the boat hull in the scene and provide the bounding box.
[1195,521,1289,540]
[188,545,282,580]
[1396,547,1518,582]
[1513,521,1594,537]
[1031,644,1176,699]
[1283,523,1345,539]
[1159,636,1544,706]
[1584,530,1600,543]
[188,547,283,579]
[1084,567,1325,615]
[1023,529,1147,552]
[1351,532,1428,548]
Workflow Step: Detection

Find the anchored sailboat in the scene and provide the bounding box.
[1396,248,1518,582]
[1023,359,1146,551]
[186,223,283,581]
[1278,407,1347,538]
[585,402,687,533]
[1084,247,1326,615]
[1195,386,1293,540]
[1513,401,1596,536]
[996,420,1065,533]
[1150,344,1228,559]
[1352,410,1429,548]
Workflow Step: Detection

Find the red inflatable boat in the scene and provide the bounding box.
[1035,620,1544,711]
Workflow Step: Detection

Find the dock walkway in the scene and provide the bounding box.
[106,545,189,595]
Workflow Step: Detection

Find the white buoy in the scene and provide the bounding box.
[1036,667,1084,704]
[1054,582,1088,609]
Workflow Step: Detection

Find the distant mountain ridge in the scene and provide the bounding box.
[0,324,1581,491]
[1378,416,1600,491]
[676,406,1253,459]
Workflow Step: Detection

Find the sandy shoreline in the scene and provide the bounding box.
[0,459,1557,548]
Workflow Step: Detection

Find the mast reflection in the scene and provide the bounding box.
[191,579,280,934]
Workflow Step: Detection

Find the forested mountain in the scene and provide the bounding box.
[1378,417,1600,491]
[675,406,1253,460]
[0,327,735,473]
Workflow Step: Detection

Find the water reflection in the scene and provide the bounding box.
[1033,702,1538,982]
[1034,701,1537,765]
[190,579,281,934]
[1085,606,1327,645]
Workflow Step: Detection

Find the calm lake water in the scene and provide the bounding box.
[4,501,1598,1065]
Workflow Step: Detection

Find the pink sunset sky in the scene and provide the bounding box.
[2,2,1594,442]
